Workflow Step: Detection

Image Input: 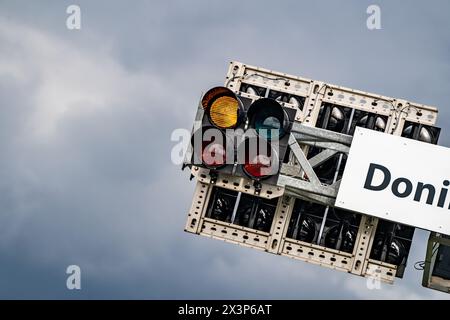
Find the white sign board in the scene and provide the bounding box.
[336,127,450,234]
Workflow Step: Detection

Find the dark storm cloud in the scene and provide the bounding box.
[0,0,449,299]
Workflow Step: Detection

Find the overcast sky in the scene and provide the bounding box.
[0,0,450,299]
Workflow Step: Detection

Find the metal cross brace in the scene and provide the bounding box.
[277,123,353,206]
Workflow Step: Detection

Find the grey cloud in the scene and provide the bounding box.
[0,0,449,299]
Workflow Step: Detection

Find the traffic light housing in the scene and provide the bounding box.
[189,85,296,188]
[286,200,361,254]
[401,121,441,144]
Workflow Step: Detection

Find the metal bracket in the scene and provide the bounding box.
[182,100,205,169]
[277,124,353,206]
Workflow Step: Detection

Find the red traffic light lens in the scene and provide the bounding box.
[191,126,231,169]
[238,137,279,179]
[243,154,273,178]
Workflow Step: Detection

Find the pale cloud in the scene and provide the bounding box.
[0,19,165,139]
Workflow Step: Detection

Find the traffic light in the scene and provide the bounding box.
[188,85,295,234]
[268,90,306,110]
[236,97,296,186]
[349,109,388,135]
[322,208,360,254]
[240,83,267,97]
[316,103,352,133]
[286,201,324,244]
[422,233,450,293]
[237,136,279,181]
[190,86,247,176]
[369,220,414,278]
[190,86,296,187]
[401,121,441,144]
[286,199,361,254]
[205,186,278,232]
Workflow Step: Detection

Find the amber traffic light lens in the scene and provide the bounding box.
[209,96,239,129]
[201,86,243,129]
